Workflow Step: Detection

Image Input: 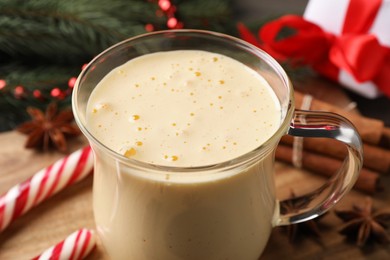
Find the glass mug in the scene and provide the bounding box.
[72,30,363,259]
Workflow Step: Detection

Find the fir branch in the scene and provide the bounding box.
[0,61,78,106]
[0,0,235,131]
[0,0,235,65]
[179,0,232,19]
[0,8,125,64]
[0,62,79,90]
[0,0,167,64]
[179,0,235,32]
[0,62,77,130]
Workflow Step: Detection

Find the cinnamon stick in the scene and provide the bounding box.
[275,144,381,193]
[281,135,390,173]
[379,127,390,149]
[295,91,385,145]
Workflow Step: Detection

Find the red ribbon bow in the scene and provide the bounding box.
[238,0,390,97]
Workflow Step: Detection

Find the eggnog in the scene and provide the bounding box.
[87,50,282,259]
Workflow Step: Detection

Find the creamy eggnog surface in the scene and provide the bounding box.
[86,50,281,167]
[87,50,282,260]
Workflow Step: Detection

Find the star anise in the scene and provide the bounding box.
[279,191,325,244]
[17,102,80,152]
[335,197,390,246]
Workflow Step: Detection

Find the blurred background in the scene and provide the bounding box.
[0,0,388,132]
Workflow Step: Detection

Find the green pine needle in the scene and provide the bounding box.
[0,0,234,131]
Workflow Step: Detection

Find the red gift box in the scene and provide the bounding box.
[239,0,390,98]
[303,0,390,98]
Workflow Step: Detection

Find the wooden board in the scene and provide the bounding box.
[0,82,389,259]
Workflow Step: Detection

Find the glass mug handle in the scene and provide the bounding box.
[275,109,363,226]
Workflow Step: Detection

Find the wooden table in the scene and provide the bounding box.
[0,83,389,259]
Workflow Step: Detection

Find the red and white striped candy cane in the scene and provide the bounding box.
[32,228,96,260]
[0,146,93,232]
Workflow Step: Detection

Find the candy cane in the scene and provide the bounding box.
[31,228,96,260]
[0,146,93,232]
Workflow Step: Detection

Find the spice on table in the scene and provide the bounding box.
[279,191,325,244]
[335,197,390,246]
[17,102,80,152]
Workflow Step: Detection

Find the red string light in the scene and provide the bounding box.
[14,86,25,99]
[167,17,178,28]
[158,0,171,11]
[148,0,183,31]
[4,70,77,102]
[33,89,42,99]
[145,23,155,32]
[51,88,63,98]
[0,79,6,90]
[68,77,77,89]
